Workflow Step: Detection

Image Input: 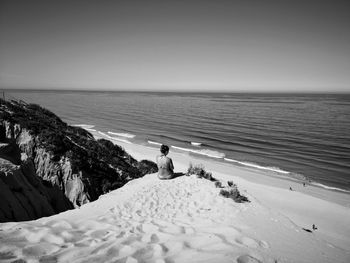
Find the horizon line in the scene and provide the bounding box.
[2,88,350,95]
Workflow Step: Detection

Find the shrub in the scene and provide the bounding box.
[0,99,158,201]
[187,163,204,177]
[215,181,222,188]
[219,186,249,203]
[137,160,158,176]
[11,186,24,193]
[204,171,213,181]
[187,163,216,181]
[102,180,112,194]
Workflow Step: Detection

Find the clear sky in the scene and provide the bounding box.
[1,0,350,92]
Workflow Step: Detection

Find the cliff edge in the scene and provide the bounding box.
[0,99,157,222]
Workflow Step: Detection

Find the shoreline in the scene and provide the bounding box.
[111,138,350,251]
[1,127,349,262]
[76,124,350,194]
[93,131,350,208]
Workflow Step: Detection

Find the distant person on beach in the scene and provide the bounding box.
[156,145,174,179]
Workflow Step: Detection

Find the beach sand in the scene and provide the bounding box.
[1,139,350,263]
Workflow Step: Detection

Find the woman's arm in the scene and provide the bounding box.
[169,158,174,171]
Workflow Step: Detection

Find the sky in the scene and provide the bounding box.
[0,0,350,92]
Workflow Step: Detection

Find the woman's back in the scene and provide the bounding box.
[156,155,174,179]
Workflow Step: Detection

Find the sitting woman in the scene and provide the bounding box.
[156,144,174,179]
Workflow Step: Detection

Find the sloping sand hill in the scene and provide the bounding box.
[1,171,349,263]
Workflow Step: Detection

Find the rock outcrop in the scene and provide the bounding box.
[0,99,158,222]
[0,158,72,221]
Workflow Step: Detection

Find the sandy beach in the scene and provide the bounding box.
[1,139,350,263]
[2,0,350,261]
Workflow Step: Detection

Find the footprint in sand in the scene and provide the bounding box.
[235,236,269,249]
[119,245,137,258]
[184,227,195,234]
[236,254,263,263]
[132,243,168,260]
[140,233,160,243]
[88,229,111,239]
[22,243,61,257]
[39,255,58,263]
[141,223,159,233]
[160,225,185,235]
[123,257,139,263]
[45,220,73,230]
[26,228,50,243]
[74,239,94,247]
[42,233,65,245]
[258,240,269,249]
[152,243,168,257]
[186,234,224,250]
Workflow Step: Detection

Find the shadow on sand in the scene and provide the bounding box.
[158,172,186,180]
[173,172,186,178]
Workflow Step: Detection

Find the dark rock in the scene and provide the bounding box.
[0,98,157,222]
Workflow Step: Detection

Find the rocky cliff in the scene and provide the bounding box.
[0,99,157,222]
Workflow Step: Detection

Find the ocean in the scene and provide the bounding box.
[4,90,350,192]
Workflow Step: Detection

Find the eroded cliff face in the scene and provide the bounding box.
[1,121,101,216]
[0,121,74,222]
[0,101,158,222]
[0,158,73,222]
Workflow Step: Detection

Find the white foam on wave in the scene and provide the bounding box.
[85,128,96,132]
[171,146,225,159]
[98,131,131,144]
[148,140,163,146]
[311,182,350,193]
[71,124,95,129]
[224,158,290,174]
[191,142,202,146]
[107,131,136,138]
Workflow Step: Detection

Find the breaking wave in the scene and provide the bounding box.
[224,158,290,174]
[311,182,350,193]
[107,131,136,138]
[171,146,225,159]
[148,140,163,146]
[71,124,95,129]
[97,131,132,144]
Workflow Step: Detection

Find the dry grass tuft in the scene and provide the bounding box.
[215,181,222,188]
[187,163,216,181]
[187,163,249,203]
[219,184,249,203]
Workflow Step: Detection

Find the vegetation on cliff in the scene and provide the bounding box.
[0,98,158,218]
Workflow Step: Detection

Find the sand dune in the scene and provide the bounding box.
[1,137,350,262]
[1,171,349,263]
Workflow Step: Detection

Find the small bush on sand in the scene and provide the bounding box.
[219,184,249,203]
[187,163,216,181]
[187,163,204,177]
[215,181,222,188]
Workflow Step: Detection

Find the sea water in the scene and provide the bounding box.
[5,90,350,192]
